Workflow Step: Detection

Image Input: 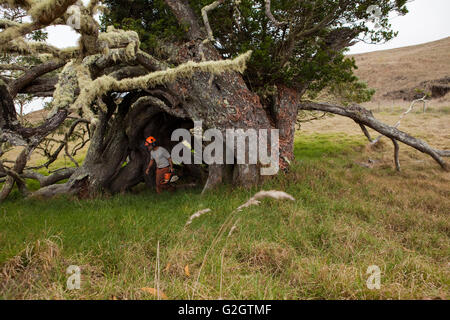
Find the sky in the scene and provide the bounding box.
[22,0,450,113]
[349,0,450,54]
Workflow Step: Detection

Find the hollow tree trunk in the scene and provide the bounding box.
[30,1,300,198]
[65,40,283,195]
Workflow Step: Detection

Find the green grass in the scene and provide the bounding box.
[0,133,448,300]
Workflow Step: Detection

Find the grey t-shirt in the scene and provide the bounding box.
[151,147,171,169]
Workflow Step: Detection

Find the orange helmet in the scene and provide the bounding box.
[145,136,156,146]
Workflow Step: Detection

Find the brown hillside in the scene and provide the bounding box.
[349,37,450,102]
[24,108,48,123]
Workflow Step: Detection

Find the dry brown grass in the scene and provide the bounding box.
[242,242,295,275]
[0,237,63,299]
[349,37,450,102]
[301,110,450,252]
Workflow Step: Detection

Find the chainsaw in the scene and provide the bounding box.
[161,169,179,185]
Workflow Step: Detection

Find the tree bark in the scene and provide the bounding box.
[273,85,302,169]
[22,168,76,187]
[9,60,65,98]
[0,148,28,201]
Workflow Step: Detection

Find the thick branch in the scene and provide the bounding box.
[16,76,58,96]
[9,59,66,97]
[0,147,28,201]
[28,182,75,199]
[299,101,448,170]
[69,50,253,123]
[0,79,18,129]
[17,109,68,141]
[22,167,76,187]
[136,50,167,72]
[164,0,205,40]
[4,38,79,59]
[0,0,77,46]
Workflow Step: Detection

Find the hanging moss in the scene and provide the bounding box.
[70,50,253,123]
[5,38,79,59]
[50,60,78,115]
[28,0,76,25]
[97,26,140,61]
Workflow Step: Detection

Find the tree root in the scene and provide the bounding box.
[28,182,76,199]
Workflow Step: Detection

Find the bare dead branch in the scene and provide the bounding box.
[391,139,400,171]
[297,112,327,123]
[371,96,428,145]
[201,0,225,42]
[9,59,66,97]
[299,101,448,171]
[357,122,374,143]
[22,167,76,187]
[28,118,90,170]
[64,139,79,167]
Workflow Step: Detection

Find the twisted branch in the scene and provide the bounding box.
[264,0,287,27]
[299,101,449,171]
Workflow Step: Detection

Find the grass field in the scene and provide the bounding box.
[0,108,449,300]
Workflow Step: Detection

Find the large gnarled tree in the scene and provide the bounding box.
[0,0,448,200]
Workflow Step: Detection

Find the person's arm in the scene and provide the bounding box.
[146,159,154,175]
[168,158,173,172]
